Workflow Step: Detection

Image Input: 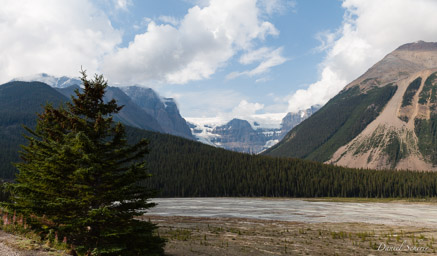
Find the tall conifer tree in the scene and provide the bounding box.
[6,71,165,255]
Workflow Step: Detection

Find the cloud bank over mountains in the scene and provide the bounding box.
[287,0,437,112]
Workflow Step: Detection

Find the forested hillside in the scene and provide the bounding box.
[125,128,437,198]
[0,81,69,178]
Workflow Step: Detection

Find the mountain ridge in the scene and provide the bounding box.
[266,40,437,171]
[12,74,193,139]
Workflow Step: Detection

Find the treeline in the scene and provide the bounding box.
[126,127,437,198]
[2,122,437,198]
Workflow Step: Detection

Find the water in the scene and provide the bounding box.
[146,198,437,228]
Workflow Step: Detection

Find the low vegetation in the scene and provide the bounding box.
[401,77,422,107]
[419,72,437,105]
[415,115,437,165]
[149,215,437,255]
[384,130,408,168]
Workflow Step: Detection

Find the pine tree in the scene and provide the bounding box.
[5,71,165,255]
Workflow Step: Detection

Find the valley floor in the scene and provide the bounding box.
[146,215,437,255]
[0,230,59,256]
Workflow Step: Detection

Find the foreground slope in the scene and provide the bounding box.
[266,41,437,171]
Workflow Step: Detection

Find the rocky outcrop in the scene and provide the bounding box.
[121,86,193,140]
[279,106,319,139]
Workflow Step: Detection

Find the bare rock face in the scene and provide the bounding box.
[328,41,437,171]
[345,41,437,93]
[121,86,194,140]
[211,119,268,153]
[280,106,319,139]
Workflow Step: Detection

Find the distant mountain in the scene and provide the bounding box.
[11,73,81,88]
[210,118,275,153]
[13,74,192,139]
[188,106,319,154]
[0,81,69,178]
[57,85,164,132]
[266,40,437,171]
[279,106,320,138]
[121,86,193,140]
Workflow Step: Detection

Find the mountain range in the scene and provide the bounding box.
[15,73,318,154]
[266,40,437,171]
[14,74,194,140]
[1,41,437,199]
[188,106,319,153]
[5,40,437,171]
[2,79,435,199]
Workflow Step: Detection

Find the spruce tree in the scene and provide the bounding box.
[5,71,165,255]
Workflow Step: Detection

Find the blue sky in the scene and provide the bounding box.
[2,0,437,125]
[100,0,345,119]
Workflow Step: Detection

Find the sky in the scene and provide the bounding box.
[2,0,437,125]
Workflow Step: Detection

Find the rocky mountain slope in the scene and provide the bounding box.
[188,106,319,153]
[57,85,164,132]
[266,41,437,171]
[121,86,193,140]
[12,74,193,139]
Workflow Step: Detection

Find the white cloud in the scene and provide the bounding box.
[171,89,266,122]
[173,90,245,118]
[102,0,280,85]
[288,0,437,112]
[227,47,287,79]
[115,0,132,10]
[258,0,296,16]
[158,16,180,26]
[231,100,264,118]
[0,0,121,84]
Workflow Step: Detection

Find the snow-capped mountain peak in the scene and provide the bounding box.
[187,106,320,154]
[11,73,82,88]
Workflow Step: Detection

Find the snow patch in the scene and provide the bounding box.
[12,73,81,88]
